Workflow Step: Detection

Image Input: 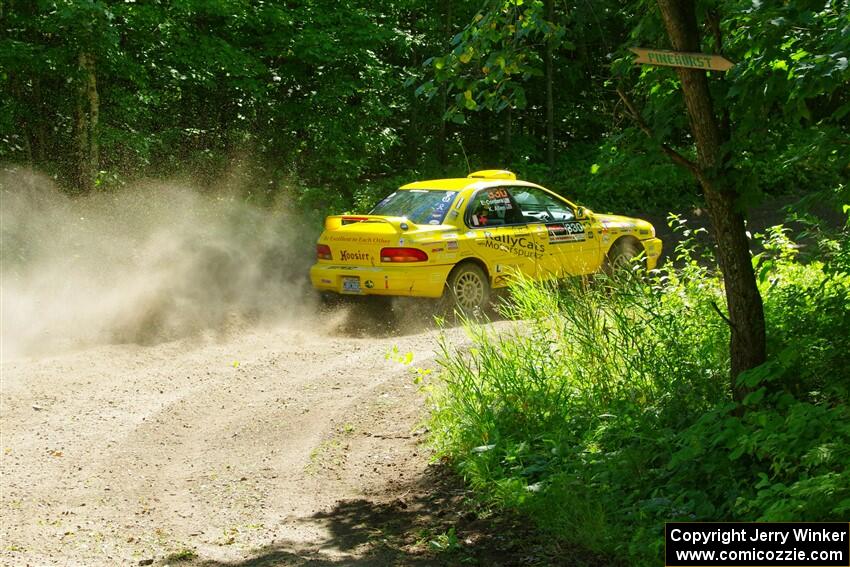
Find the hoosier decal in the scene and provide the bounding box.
[340,250,371,261]
[547,222,586,244]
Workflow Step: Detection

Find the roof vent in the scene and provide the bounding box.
[467,169,517,180]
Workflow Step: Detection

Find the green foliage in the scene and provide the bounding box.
[2,0,845,208]
[513,140,698,213]
[427,214,850,564]
[609,0,850,203]
[0,0,421,191]
[420,0,554,119]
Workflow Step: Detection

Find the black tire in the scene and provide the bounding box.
[318,291,344,309]
[442,262,491,316]
[604,238,643,277]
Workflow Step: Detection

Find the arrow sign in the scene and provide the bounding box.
[630,48,734,71]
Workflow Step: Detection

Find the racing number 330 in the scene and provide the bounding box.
[548,221,586,244]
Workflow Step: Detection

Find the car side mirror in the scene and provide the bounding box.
[575,206,588,220]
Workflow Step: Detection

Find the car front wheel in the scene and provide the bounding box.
[605,238,643,277]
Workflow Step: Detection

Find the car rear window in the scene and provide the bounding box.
[370,190,458,225]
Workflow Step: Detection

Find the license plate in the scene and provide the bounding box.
[342,277,362,293]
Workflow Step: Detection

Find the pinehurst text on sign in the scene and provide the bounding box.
[629,47,734,71]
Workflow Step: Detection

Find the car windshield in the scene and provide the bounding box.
[370,189,458,225]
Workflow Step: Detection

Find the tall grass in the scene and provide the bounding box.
[427,213,850,564]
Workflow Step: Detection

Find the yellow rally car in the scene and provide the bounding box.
[310,170,662,312]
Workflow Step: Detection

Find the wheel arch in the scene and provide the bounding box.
[605,235,642,259]
[446,258,491,286]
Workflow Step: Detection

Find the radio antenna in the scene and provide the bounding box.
[456,135,471,174]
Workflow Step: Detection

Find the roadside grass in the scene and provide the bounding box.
[426,209,850,564]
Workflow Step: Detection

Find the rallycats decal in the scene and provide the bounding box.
[547,221,586,244]
[477,232,544,259]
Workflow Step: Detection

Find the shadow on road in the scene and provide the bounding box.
[190,465,597,567]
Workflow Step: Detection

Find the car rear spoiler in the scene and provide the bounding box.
[324,215,413,232]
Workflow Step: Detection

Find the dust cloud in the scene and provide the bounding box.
[1,168,322,358]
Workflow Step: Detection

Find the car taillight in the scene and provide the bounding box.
[380,247,428,263]
[316,244,332,260]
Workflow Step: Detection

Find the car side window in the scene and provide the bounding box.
[511,187,575,223]
[466,187,523,227]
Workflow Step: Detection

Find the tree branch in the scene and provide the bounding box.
[616,86,701,177]
[711,301,734,329]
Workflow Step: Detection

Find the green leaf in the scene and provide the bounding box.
[743,387,766,406]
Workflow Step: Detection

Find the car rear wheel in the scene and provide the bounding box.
[443,263,490,316]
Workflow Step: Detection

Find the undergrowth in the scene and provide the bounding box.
[426,204,850,564]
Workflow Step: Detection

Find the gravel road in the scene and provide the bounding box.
[1,315,466,566]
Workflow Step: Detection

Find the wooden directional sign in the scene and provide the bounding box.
[630,47,734,71]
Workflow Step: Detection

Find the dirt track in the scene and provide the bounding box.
[0,314,478,566]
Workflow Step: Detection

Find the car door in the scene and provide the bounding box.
[510,186,600,277]
[465,186,540,284]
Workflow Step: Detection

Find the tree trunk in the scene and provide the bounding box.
[74,51,99,192]
[32,76,48,164]
[656,0,766,400]
[408,7,423,168]
[436,0,452,167]
[504,106,513,163]
[544,0,555,169]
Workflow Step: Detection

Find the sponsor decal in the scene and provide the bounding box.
[446,240,459,251]
[340,250,371,261]
[442,191,458,203]
[431,247,445,253]
[327,234,391,245]
[477,233,545,259]
[484,196,513,210]
[364,280,374,289]
[639,228,650,235]
[321,278,332,284]
[428,219,440,225]
[442,232,459,239]
[547,222,587,244]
